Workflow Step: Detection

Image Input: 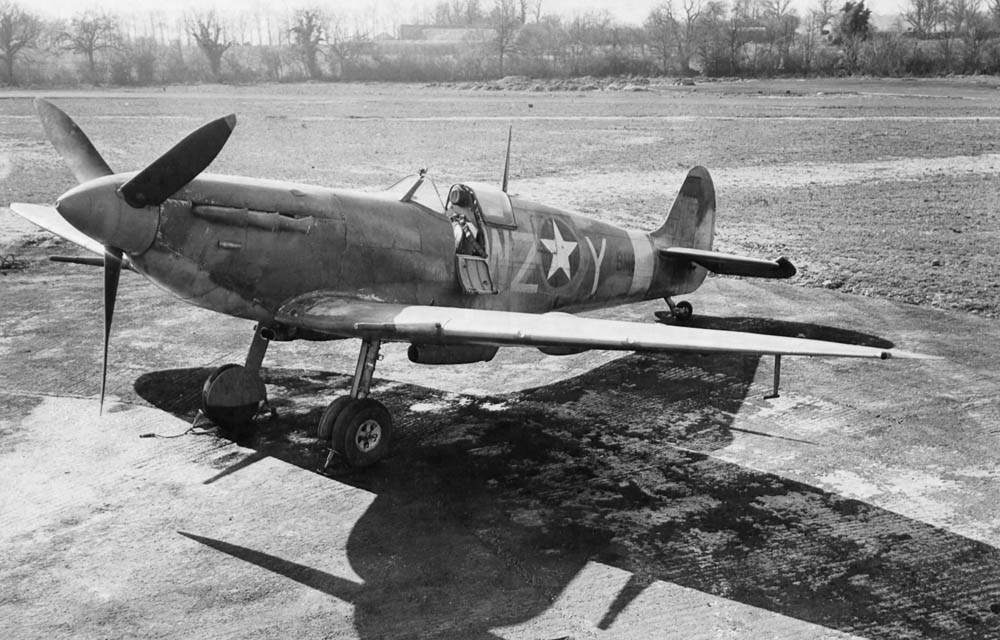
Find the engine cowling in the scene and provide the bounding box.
[408,344,498,365]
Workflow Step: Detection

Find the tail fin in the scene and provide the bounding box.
[648,167,716,295]
[650,166,716,252]
[648,167,795,299]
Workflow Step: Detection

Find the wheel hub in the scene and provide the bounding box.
[355,420,382,452]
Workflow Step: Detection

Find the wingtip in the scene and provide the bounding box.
[224,113,237,130]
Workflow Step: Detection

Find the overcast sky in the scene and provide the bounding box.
[33,0,907,29]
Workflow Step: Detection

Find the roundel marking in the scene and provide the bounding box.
[539,218,579,287]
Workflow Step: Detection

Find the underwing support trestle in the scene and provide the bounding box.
[765,354,781,400]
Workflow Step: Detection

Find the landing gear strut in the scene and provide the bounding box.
[654,297,693,323]
[201,324,270,431]
[318,338,393,468]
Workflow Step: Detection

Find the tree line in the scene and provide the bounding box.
[2,0,1000,86]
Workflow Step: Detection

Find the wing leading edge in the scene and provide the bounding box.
[277,293,932,360]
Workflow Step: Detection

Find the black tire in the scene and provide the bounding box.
[201,364,266,430]
[317,395,354,441]
[675,300,693,321]
[332,398,393,468]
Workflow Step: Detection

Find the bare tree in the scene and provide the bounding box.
[645,2,677,73]
[527,0,544,23]
[431,0,486,25]
[60,12,120,82]
[760,0,799,73]
[564,11,612,75]
[458,0,486,24]
[936,0,980,71]
[677,0,707,74]
[693,0,730,75]
[650,0,707,75]
[800,4,829,73]
[814,0,838,36]
[187,11,231,79]
[949,0,989,71]
[130,36,159,84]
[725,0,755,75]
[905,0,945,35]
[514,14,564,74]
[430,1,456,25]
[517,0,540,23]
[0,2,41,85]
[327,17,369,80]
[290,8,326,80]
[645,0,712,74]
[491,0,521,77]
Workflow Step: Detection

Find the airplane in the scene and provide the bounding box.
[10,99,930,468]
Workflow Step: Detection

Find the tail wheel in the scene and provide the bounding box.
[331,398,393,468]
[675,300,694,322]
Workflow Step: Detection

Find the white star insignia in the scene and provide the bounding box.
[540,221,578,281]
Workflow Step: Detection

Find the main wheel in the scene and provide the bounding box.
[201,364,266,430]
[317,395,354,440]
[674,300,693,321]
[331,398,393,468]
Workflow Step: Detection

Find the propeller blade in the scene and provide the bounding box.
[34,98,114,183]
[100,246,123,415]
[119,114,236,209]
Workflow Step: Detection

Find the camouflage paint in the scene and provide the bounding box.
[64,172,713,334]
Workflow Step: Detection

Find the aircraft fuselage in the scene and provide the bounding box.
[56,172,709,337]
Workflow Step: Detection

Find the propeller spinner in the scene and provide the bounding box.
[35,99,237,413]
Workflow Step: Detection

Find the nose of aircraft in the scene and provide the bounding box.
[56,177,159,254]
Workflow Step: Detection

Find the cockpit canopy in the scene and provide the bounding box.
[447,182,516,228]
[384,174,517,229]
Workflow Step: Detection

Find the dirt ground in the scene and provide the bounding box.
[3,78,1000,639]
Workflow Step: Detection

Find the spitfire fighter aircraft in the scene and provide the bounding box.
[12,99,925,468]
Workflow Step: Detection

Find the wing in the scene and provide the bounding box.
[661,247,796,279]
[10,202,105,256]
[277,293,931,360]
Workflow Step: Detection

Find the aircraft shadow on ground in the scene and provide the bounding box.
[132,320,1000,639]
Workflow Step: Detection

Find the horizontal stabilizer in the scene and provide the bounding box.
[661,247,796,279]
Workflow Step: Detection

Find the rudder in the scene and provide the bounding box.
[650,166,715,252]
